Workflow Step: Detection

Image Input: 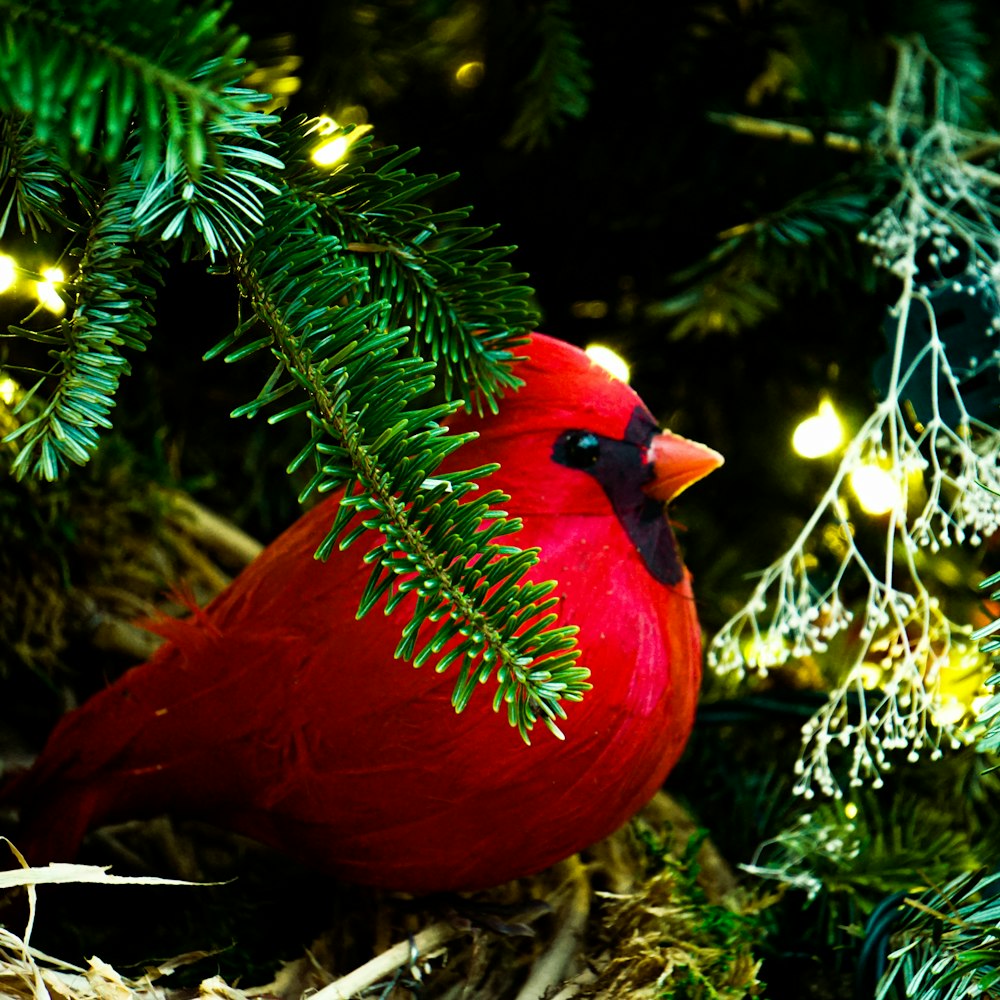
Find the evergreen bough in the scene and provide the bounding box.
[0,0,588,740]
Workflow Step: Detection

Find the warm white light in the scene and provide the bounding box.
[454,60,485,88]
[0,376,17,405]
[312,135,350,166]
[741,632,787,670]
[312,115,339,136]
[843,802,859,820]
[36,266,66,314]
[850,464,902,515]
[792,399,844,458]
[0,254,15,292]
[857,663,883,689]
[931,696,966,727]
[310,117,373,168]
[585,343,630,383]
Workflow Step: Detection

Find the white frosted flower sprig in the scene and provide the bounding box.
[708,41,1000,797]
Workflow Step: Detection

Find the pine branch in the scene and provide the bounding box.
[972,568,1000,755]
[0,0,251,176]
[0,1,587,731]
[875,870,1000,1000]
[215,160,586,739]
[281,121,534,409]
[502,0,591,153]
[129,81,283,259]
[0,114,83,238]
[655,185,872,338]
[5,163,165,481]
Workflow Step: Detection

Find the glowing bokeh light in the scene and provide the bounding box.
[0,254,15,292]
[312,135,351,166]
[313,115,339,136]
[585,343,630,383]
[36,266,66,314]
[310,116,372,168]
[843,802,859,820]
[0,376,17,405]
[931,696,966,727]
[454,60,485,88]
[857,663,883,689]
[850,464,902,515]
[792,399,844,458]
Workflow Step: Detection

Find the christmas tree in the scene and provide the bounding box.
[4,1,1000,997]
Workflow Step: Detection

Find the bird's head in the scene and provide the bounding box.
[448,333,723,586]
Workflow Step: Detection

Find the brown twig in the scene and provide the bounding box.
[708,112,865,153]
[514,856,591,1000]
[310,921,465,1000]
[162,491,264,568]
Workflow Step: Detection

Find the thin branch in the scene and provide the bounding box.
[310,921,465,1000]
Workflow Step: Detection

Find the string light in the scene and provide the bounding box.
[843,802,859,820]
[585,344,630,382]
[0,254,15,292]
[792,399,844,458]
[850,464,902,515]
[310,115,372,168]
[454,60,485,88]
[36,266,66,314]
[313,135,350,166]
[0,376,17,405]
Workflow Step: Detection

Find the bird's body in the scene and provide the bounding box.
[8,334,720,892]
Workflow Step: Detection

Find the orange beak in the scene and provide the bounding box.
[644,429,724,503]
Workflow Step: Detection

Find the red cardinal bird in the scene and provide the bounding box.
[6,334,721,892]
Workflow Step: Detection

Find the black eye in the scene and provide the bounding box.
[554,430,601,469]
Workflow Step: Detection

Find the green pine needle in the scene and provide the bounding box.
[0,2,585,734]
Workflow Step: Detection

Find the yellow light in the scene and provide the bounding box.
[454,60,485,88]
[312,115,339,136]
[843,802,858,820]
[585,344,630,383]
[792,399,844,458]
[0,254,15,292]
[36,266,66,314]
[312,135,351,166]
[741,632,787,670]
[857,662,883,689]
[571,300,609,320]
[931,696,966,727]
[310,117,373,168]
[850,464,902,515]
[0,376,18,405]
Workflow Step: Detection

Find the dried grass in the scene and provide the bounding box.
[0,797,771,1000]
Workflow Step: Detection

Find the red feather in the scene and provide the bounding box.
[6,334,721,892]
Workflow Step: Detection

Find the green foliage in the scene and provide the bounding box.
[891,0,989,119]
[0,115,80,238]
[278,123,534,407]
[502,0,591,152]
[129,83,282,257]
[5,166,167,481]
[743,783,985,953]
[0,0,252,177]
[213,117,585,738]
[875,870,1000,1000]
[973,569,1000,756]
[578,822,770,999]
[655,186,873,339]
[0,0,591,735]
